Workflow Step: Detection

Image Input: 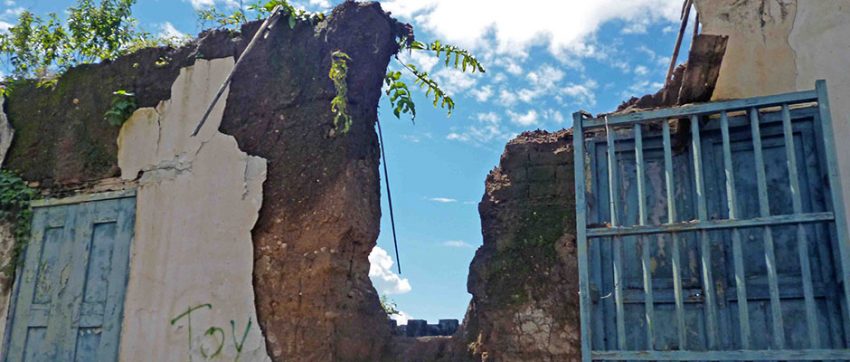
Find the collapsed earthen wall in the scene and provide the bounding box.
[458,130,580,361]
[0,2,400,361]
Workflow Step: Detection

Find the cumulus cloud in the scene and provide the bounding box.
[561,83,597,107]
[158,22,187,40]
[0,20,10,33]
[446,111,513,146]
[507,109,539,127]
[369,247,411,295]
[471,85,493,102]
[443,240,474,248]
[428,197,457,203]
[391,310,413,325]
[185,0,238,10]
[381,0,680,57]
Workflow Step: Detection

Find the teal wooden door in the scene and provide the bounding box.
[4,193,135,362]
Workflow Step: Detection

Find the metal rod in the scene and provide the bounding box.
[721,111,750,349]
[191,5,284,137]
[377,119,401,274]
[605,118,626,349]
[580,89,818,130]
[614,236,626,349]
[782,103,821,347]
[606,119,620,227]
[749,107,785,347]
[691,115,718,348]
[591,349,850,360]
[635,124,655,349]
[662,121,687,349]
[665,0,693,88]
[573,112,592,362]
[816,79,850,341]
[587,212,834,237]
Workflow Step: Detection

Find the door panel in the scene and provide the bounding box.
[4,195,135,362]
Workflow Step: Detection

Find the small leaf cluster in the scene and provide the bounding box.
[385,38,486,121]
[198,0,326,31]
[384,71,415,120]
[0,0,172,80]
[0,170,37,278]
[380,295,400,316]
[328,51,352,134]
[104,89,138,127]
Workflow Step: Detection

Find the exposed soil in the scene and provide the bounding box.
[3,2,405,361]
[457,130,581,361]
[217,3,402,360]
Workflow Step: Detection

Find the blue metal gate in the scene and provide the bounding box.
[3,191,135,361]
[572,80,850,360]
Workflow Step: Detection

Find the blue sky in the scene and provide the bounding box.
[1,0,694,324]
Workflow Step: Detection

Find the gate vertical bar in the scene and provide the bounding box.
[573,112,592,362]
[663,121,687,349]
[815,80,850,331]
[636,124,656,350]
[606,120,627,350]
[691,115,718,348]
[721,111,751,349]
[749,107,786,348]
[781,103,821,348]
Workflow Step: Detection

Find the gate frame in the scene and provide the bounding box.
[572,80,850,361]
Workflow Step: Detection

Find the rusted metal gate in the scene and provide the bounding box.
[572,80,850,360]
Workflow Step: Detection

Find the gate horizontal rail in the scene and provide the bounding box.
[572,80,850,361]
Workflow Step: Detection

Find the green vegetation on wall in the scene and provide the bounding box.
[104,89,138,127]
[0,170,37,277]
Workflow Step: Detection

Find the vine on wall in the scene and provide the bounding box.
[0,171,37,278]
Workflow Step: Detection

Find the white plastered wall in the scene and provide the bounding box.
[696,0,850,235]
[116,57,271,361]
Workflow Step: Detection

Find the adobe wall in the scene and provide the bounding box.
[0,2,402,361]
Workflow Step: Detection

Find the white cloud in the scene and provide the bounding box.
[621,17,651,34]
[391,310,413,325]
[446,112,513,145]
[0,20,10,33]
[397,50,439,73]
[470,85,493,102]
[432,67,479,96]
[429,197,457,203]
[505,62,523,75]
[497,89,518,107]
[507,109,539,127]
[381,0,680,57]
[561,81,598,107]
[634,65,649,76]
[308,0,332,9]
[369,247,412,295]
[542,109,565,124]
[158,22,187,40]
[443,240,474,248]
[477,112,499,124]
[3,0,14,6]
[186,0,238,10]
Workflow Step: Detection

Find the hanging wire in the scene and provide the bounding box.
[377,119,402,274]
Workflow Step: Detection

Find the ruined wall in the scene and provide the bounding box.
[116,58,270,361]
[459,130,580,361]
[0,2,402,361]
[695,0,850,230]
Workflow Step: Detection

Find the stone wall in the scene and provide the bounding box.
[695,0,850,232]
